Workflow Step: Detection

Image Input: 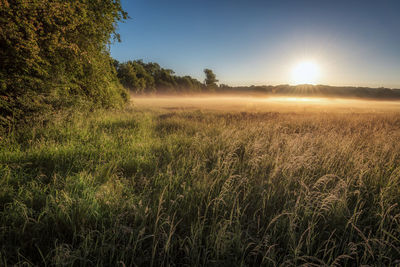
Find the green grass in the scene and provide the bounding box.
[1,104,400,266]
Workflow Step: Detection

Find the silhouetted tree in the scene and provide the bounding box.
[204,69,218,90]
[116,60,206,93]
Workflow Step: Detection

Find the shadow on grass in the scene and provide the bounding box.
[1,149,100,185]
[96,118,138,132]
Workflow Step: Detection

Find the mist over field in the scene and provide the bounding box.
[133,94,400,113]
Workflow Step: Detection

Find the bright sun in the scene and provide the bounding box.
[291,61,320,85]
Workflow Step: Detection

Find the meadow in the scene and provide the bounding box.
[1,96,400,266]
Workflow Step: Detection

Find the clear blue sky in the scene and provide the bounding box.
[110,0,400,88]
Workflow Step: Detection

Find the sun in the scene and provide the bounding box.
[291,61,320,85]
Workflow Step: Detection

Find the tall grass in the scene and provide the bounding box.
[1,104,400,266]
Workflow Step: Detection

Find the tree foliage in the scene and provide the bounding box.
[0,0,128,129]
[115,60,211,93]
[204,68,218,90]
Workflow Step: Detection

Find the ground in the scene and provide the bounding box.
[1,95,400,266]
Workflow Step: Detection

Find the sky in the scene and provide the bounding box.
[110,0,400,88]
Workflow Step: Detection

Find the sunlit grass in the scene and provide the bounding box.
[1,98,400,266]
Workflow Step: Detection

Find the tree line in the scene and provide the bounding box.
[115,60,218,93]
[218,84,400,100]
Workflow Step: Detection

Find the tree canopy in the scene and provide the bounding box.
[0,0,128,129]
[204,68,219,90]
[115,60,217,94]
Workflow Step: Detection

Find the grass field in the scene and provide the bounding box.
[1,96,400,266]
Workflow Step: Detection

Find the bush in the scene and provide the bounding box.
[0,0,128,132]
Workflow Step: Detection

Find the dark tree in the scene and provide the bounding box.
[115,60,206,94]
[204,68,218,90]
